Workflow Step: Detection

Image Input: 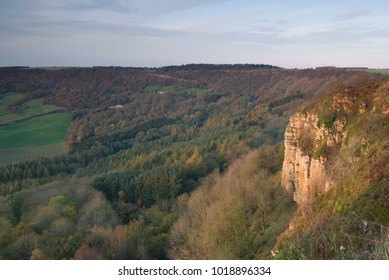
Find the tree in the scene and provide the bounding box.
[7,233,38,259]
[78,193,118,228]
[30,248,45,260]
[186,149,202,166]
[73,244,100,260]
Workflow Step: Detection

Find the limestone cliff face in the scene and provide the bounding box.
[281,112,342,206]
[281,81,389,207]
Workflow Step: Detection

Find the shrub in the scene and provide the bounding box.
[317,110,336,128]
[298,127,314,156]
[313,144,331,159]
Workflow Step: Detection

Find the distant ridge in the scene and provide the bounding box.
[159,63,282,71]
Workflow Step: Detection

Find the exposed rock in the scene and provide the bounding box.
[281,112,333,206]
[281,81,389,209]
[373,82,389,114]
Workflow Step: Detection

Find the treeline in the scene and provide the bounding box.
[159,63,282,72]
[1,66,380,113]
[0,156,77,196]
[0,67,165,110]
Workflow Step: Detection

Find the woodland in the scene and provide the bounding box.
[0,65,387,259]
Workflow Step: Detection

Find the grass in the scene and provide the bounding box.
[0,93,25,116]
[0,93,72,161]
[0,113,72,149]
[0,97,64,125]
[144,85,210,95]
[0,93,25,106]
[367,69,389,75]
[0,93,72,164]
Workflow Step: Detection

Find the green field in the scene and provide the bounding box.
[0,93,25,115]
[367,69,389,75]
[0,97,64,125]
[0,113,72,149]
[144,85,210,94]
[0,93,25,106]
[0,93,72,164]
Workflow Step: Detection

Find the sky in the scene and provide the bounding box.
[0,0,388,68]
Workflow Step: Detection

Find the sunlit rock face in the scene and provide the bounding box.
[281,112,333,207]
[281,81,389,208]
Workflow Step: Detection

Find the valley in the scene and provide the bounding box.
[0,65,387,260]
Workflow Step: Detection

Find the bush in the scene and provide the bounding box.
[313,144,331,159]
[298,127,314,156]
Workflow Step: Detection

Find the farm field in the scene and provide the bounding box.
[0,113,72,148]
[0,95,64,125]
[0,93,72,164]
[367,69,389,75]
[0,93,25,115]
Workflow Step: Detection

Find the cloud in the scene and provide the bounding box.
[334,9,369,21]
[0,0,234,36]
[127,0,234,19]
[0,19,181,38]
[0,0,388,68]
[58,0,137,13]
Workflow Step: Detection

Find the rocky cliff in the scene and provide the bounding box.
[281,81,389,208]
[281,112,334,206]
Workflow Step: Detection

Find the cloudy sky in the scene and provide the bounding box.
[1,0,388,68]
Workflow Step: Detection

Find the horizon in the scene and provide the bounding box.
[1,0,389,68]
[1,63,388,70]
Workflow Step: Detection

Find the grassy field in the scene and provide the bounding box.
[0,113,72,149]
[367,69,389,75]
[0,97,64,125]
[0,93,72,164]
[144,85,210,94]
[0,93,25,116]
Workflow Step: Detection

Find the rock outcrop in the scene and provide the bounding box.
[281,81,389,208]
[281,113,338,206]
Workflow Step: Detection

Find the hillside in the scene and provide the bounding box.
[0,65,387,259]
[277,81,389,259]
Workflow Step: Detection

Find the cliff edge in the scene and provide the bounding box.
[277,80,389,259]
[281,81,389,208]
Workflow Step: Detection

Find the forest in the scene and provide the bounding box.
[0,65,387,259]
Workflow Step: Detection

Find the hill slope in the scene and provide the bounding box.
[277,81,389,259]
